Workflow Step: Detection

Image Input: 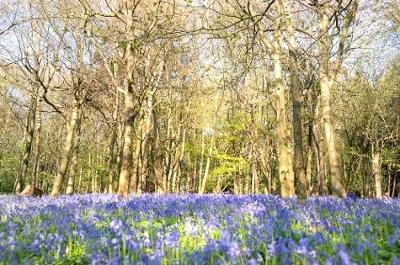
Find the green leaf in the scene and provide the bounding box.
[117,41,127,49]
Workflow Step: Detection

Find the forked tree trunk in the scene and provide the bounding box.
[316,1,358,198]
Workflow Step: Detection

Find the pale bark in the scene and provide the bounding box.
[372,143,383,199]
[280,0,306,203]
[317,1,358,198]
[50,101,80,197]
[199,118,215,194]
[65,110,82,195]
[117,40,136,198]
[274,11,294,198]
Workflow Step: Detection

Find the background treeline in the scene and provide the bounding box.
[0,0,399,199]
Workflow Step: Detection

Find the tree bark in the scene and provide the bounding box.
[15,95,36,193]
[65,110,82,195]
[50,100,81,197]
[280,0,307,203]
[317,3,347,198]
[372,142,382,199]
[30,92,43,195]
[274,10,294,198]
[117,40,137,198]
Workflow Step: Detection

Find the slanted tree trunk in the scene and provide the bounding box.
[65,110,82,195]
[199,111,217,195]
[50,100,81,197]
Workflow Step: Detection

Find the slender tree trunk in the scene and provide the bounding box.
[392,166,397,197]
[107,97,120,193]
[65,110,82,195]
[30,92,43,194]
[199,126,214,194]
[280,0,306,203]
[274,12,294,198]
[15,96,36,193]
[372,142,382,199]
[153,111,166,193]
[50,101,80,197]
[248,104,259,194]
[198,130,205,193]
[305,124,313,194]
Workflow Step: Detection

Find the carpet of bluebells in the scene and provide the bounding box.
[0,194,400,265]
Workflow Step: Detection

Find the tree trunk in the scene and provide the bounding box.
[313,116,328,196]
[117,38,137,198]
[317,4,347,198]
[199,117,215,194]
[372,142,382,199]
[15,96,36,193]
[274,12,294,198]
[30,92,43,194]
[153,110,166,193]
[50,101,80,197]
[65,110,82,195]
[198,130,205,193]
[107,97,120,193]
[249,104,259,194]
[280,0,306,203]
